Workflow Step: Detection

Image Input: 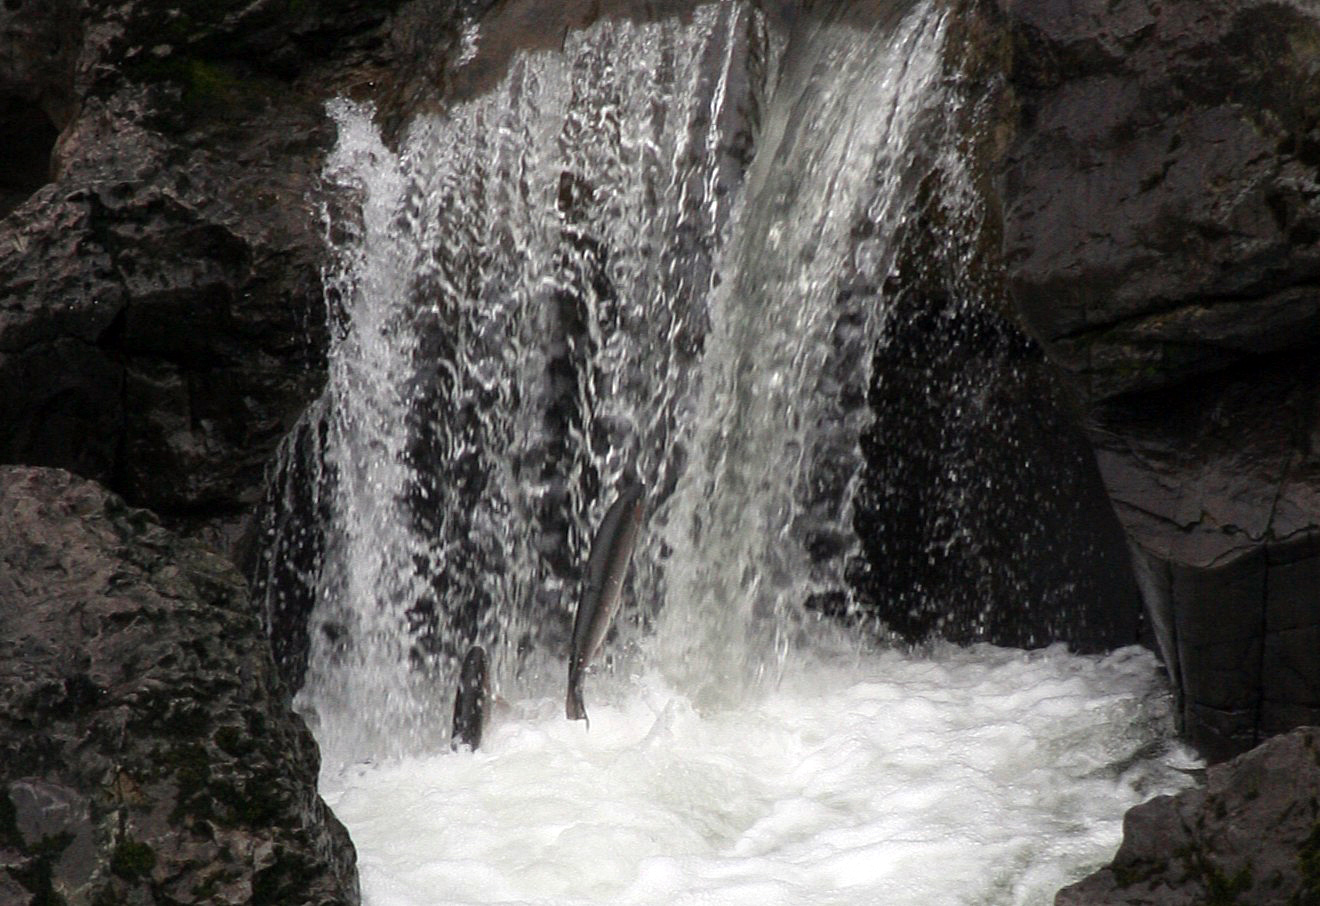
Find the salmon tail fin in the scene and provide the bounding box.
[566,662,588,723]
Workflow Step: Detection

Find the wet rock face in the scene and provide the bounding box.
[849,170,1144,651]
[853,288,1146,652]
[1091,356,1320,761]
[998,0,1320,396]
[1056,726,1320,906]
[0,466,358,906]
[996,0,1320,759]
[840,3,1146,653]
[0,0,406,558]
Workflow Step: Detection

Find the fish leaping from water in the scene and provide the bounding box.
[566,482,645,726]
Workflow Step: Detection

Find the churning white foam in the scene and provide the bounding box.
[322,643,1199,906]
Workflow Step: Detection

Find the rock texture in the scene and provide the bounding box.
[0,465,358,906]
[850,148,1144,651]
[1056,725,1320,906]
[0,0,408,559]
[998,0,1320,396]
[995,0,1320,759]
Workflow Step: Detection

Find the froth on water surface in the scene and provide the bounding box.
[323,643,1198,906]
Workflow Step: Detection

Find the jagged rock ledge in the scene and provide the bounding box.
[1057,725,1320,905]
[0,0,418,560]
[994,0,1320,760]
[0,466,357,906]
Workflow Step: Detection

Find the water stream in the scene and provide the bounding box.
[266,1,1201,902]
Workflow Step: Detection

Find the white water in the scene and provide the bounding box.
[282,2,1204,903]
[298,3,775,765]
[324,643,1198,906]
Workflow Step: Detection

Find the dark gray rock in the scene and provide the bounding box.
[1056,725,1320,906]
[998,0,1320,397]
[1090,354,1320,761]
[995,0,1320,759]
[841,2,1145,652]
[0,0,409,559]
[850,171,1144,650]
[0,0,78,217]
[0,465,358,906]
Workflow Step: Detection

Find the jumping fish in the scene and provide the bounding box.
[451,644,490,751]
[566,482,645,726]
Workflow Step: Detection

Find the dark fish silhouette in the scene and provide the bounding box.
[566,483,645,726]
[451,645,490,751]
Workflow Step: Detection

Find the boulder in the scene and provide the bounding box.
[1091,354,1320,761]
[0,465,358,905]
[995,0,1320,758]
[1056,725,1320,905]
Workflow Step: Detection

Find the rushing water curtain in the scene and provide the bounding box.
[261,0,996,765]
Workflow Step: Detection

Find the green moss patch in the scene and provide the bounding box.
[1297,821,1320,906]
[110,839,157,880]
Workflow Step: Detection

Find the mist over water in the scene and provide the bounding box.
[266,1,1203,902]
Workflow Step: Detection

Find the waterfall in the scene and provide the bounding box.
[293,1,779,766]
[265,0,1040,771]
[273,0,1006,766]
[258,4,1204,903]
[652,2,949,703]
[275,0,965,767]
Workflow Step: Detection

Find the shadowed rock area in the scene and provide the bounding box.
[0,466,357,906]
[847,16,1145,648]
[0,0,414,559]
[1057,725,1320,906]
[996,0,1320,760]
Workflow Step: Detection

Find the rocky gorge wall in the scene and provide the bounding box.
[0,466,358,905]
[1058,725,1320,906]
[0,0,417,560]
[991,0,1320,762]
[0,1,429,902]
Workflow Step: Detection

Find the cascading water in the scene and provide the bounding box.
[294,1,772,765]
[652,1,952,701]
[261,1,1202,902]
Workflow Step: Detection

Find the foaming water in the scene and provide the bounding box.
[323,644,1198,906]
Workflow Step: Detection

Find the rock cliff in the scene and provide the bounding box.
[0,466,357,905]
[0,0,407,559]
[0,3,437,902]
[1057,725,1320,905]
[994,0,1320,760]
